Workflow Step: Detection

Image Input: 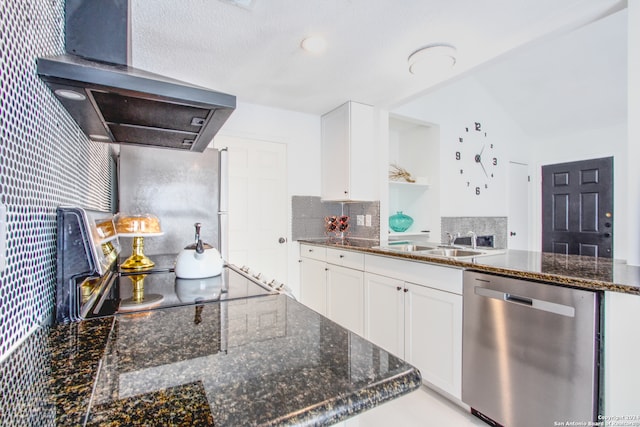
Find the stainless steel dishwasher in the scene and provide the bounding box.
[462,270,600,427]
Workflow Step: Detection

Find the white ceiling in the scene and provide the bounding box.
[130,0,627,117]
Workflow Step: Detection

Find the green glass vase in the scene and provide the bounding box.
[389,211,413,232]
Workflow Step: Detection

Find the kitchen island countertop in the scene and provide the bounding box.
[0,294,421,426]
[298,238,640,296]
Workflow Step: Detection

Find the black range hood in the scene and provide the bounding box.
[37,0,236,152]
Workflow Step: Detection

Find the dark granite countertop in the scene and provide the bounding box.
[0,294,421,426]
[298,238,640,296]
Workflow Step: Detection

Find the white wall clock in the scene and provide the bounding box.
[455,121,498,196]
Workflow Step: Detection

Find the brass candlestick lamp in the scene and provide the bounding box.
[115,213,164,270]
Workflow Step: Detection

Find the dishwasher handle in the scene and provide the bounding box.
[474,286,575,317]
[505,293,532,306]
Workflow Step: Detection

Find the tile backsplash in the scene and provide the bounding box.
[441,217,508,249]
[292,196,380,240]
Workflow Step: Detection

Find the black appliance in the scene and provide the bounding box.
[55,207,276,324]
[37,0,235,152]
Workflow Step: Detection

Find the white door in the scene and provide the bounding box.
[507,161,530,250]
[364,272,405,357]
[214,136,288,284]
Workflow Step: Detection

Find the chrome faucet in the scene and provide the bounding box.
[445,232,458,246]
[468,231,477,249]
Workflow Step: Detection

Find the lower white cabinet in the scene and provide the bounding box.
[327,264,365,335]
[364,273,404,357]
[300,257,327,315]
[404,281,462,399]
[299,244,365,335]
[364,255,463,400]
[300,245,463,400]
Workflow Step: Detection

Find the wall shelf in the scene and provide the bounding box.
[389,180,429,188]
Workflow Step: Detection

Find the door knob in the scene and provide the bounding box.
[278,237,286,244]
[604,232,611,238]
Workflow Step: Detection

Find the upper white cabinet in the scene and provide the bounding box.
[321,101,378,201]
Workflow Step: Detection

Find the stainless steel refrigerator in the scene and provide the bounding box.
[117,144,228,259]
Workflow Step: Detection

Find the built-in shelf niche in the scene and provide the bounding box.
[388,115,440,238]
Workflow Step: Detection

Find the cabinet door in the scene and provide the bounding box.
[321,103,350,200]
[321,101,377,201]
[364,273,404,357]
[299,258,327,316]
[326,264,365,335]
[404,283,463,399]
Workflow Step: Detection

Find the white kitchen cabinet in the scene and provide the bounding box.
[364,254,463,400]
[404,281,462,400]
[299,244,365,335]
[300,256,328,315]
[364,272,405,357]
[327,264,365,336]
[321,101,377,201]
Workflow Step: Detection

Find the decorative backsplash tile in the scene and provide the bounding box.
[292,196,380,240]
[0,0,114,361]
[441,217,508,249]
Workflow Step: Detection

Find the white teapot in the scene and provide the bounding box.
[175,223,223,278]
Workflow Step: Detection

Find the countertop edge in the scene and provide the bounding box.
[264,367,423,427]
[298,240,640,296]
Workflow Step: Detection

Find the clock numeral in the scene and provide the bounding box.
[491,173,494,178]
[455,151,461,160]
[467,181,470,187]
[490,143,494,148]
[460,169,464,174]
[485,184,488,189]
[475,122,482,131]
[492,157,498,166]
[459,137,463,143]
[475,187,481,195]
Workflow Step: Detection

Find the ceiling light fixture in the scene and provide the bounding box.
[408,44,457,76]
[218,0,256,10]
[301,36,327,54]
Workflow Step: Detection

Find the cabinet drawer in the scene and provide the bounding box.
[365,254,463,295]
[300,244,326,262]
[327,248,365,270]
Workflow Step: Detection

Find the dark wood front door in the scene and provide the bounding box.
[542,157,613,258]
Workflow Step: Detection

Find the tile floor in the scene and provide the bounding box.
[342,386,488,427]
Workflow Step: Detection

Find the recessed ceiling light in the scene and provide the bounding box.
[408,44,457,76]
[301,36,327,54]
[54,89,86,101]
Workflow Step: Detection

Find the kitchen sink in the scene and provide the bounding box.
[423,248,484,258]
[381,244,436,252]
[375,243,499,259]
